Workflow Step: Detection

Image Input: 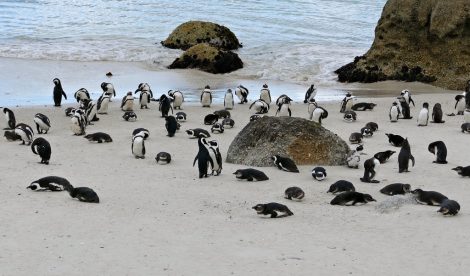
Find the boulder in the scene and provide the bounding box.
[226,116,349,166]
[168,43,243,74]
[335,0,470,90]
[161,21,241,50]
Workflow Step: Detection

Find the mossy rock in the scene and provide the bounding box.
[168,43,243,74]
[161,21,241,50]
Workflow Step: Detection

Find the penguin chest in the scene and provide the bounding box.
[278,105,290,117]
[464,111,470,124]
[173,95,183,107]
[132,140,145,156]
[260,91,270,104]
[201,93,211,105]
[98,98,110,113]
[34,118,50,131]
[456,100,465,112]
[224,94,233,108]
[70,117,83,134]
[390,107,399,120]
[418,110,428,125]
[140,93,149,105]
[123,99,134,111]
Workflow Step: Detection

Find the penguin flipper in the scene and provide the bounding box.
[193,155,198,167]
[410,155,415,167]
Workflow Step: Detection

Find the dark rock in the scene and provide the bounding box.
[226,116,349,166]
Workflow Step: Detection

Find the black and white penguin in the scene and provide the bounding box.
[304,84,316,103]
[400,89,415,107]
[330,192,376,206]
[411,189,448,206]
[461,123,470,133]
[352,102,376,111]
[360,157,380,183]
[168,90,184,110]
[438,199,460,216]
[389,102,400,122]
[385,133,405,147]
[155,152,172,164]
[74,88,90,103]
[327,180,355,194]
[132,128,149,140]
[349,132,363,144]
[97,94,111,114]
[213,110,231,119]
[431,103,445,123]
[65,107,76,117]
[71,110,86,136]
[3,107,16,130]
[340,93,353,113]
[311,167,327,181]
[417,102,429,126]
[360,127,373,137]
[272,155,299,173]
[211,123,224,134]
[454,94,466,115]
[82,99,99,125]
[451,166,470,177]
[259,84,271,105]
[121,92,134,111]
[428,141,447,164]
[365,122,378,132]
[373,150,396,164]
[343,110,357,122]
[222,118,235,128]
[100,82,116,100]
[176,112,187,122]
[308,100,328,124]
[28,176,72,191]
[235,85,249,104]
[233,168,269,181]
[206,139,223,176]
[33,113,51,134]
[249,99,270,114]
[204,114,219,125]
[137,89,151,109]
[380,183,411,196]
[52,78,67,106]
[224,89,234,110]
[132,134,145,159]
[398,96,413,119]
[84,132,113,143]
[31,137,51,164]
[275,94,293,108]
[4,130,21,141]
[398,138,415,173]
[193,138,213,178]
[159,94,174,117]
[275,102,292,117]
[123,111,137,122]
[284,187,305,200]
[135,83,153,99]
[200,85,212,107]
[165,115,178,137]
[15,123,34,145]
[346,145,364,169]
[186,128,210,139]
[68,187,100,203]
[252,203,293,218]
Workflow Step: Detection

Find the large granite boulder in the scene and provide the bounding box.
[226,116,349,166]
[161,21,241,50]
[168,43,243,74]
[335,0,470,90]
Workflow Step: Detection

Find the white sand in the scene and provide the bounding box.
[1,89,470,275]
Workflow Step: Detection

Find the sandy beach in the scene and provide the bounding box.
[1,86,470,275]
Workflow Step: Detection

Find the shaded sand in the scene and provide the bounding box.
[1,92,470,275]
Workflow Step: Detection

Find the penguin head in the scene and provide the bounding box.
[411,189,423,194]
[167,90,174,96]
[403,184,412,193]
[100,82,107,90]
[451,166,463,173]
[262,84,268,88]
[227,89,232,93]
[423,102,429,109]
[271,155,279,163]
[53,78,60,85]
[356,145,364,151]
[205,85,210,89]
[27,183,40,190]
[437,206,449,215]
[364,194,376,202]
[326,185,337,193]
[233,170,243,178]
[252,204,265,213]
[401,89,409,95]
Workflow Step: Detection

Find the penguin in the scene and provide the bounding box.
[365,122,378,132]
[352,102,376,111]
[15,123,34,145]
[249,99,269,114]
[349,132,363,144]
[70,110,86,136]
[284,187,305,200]
[451,166,470,177]
[461,123,470,133]
[82,99,99,125]
[346,145,364,169]
[200,85,212,107]
[159,94,174,117]
[176,112,187,122]
[28,176,72,191]
[135,83,153,99]
[4,130,21,141]
[398,138,415,173]
[311,167,327,181]
[438,199,460,216]
[155,152,172,164]
[431,103,445,123]
[272,155,299,173]
[373,150,396,164]
[121,92,134,111]
[250,114,262,121]
[224,89,234,110]
[132,128,149,140]
[165,115,178,137]
[259,84,271,105]
[233,168,269,181]
[206,139,223,176]
[343,110,357,122]
[138,89,151,109]
[400,89,415,107]
[211,123,224,134]
[32,113,51,134]
[168,90,184,110]
[132,134,146,159]
[275,94,293,108]
[398,96,412,119]
[65,107,75,117]
[252,203,293,218]
[330,192,376,206]
[31,137,51,164]
[385,133,405,147]
[97,93,111,114]
[411,189,448,206]
[74,88,90,103]
[186,128,210,139]
[68,187,100,203]
[3,108,16,130]
[123,111,137,122]
[304,84,316,103]
[193,137,213,178]
[360,127,373,137]
[360,157,380,183]
[340,93,353,113]
[275,102,292,117]
[52,78,67,106]
[380,183,411,196]
[214,110,231,119]
[84,132,113,143]
[417,102,429,126]
[235,85,249,104]
[204,114,219,125]
[327,180,355,194]
[455,94,466,115]
[428,141,447,164]
[308,100,328,124]
[222,118,235,128]
[464,108,470,123]
[389,102,400,122]
[100,82,116,100]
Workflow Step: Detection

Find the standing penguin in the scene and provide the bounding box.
[347,145,364,169]
[398,138,415,173]
[138,89,151,109]
[3,108,16,129]
[340,93,353,113]
[206,139,223,176]
[70,110,86,135]
[259,84,271,105]
[455,94,466,115]
[121,92,134,111]
[235,85,249,104]
[249,99,270,114]
[389,102,400,122]
[428,141,447,164]
[74,88,90,103]
[304,84,316,103]
[158,94,173,117]
[308,99,328,124]
[15,123,34,145]
[132,134,146,159]
[135,83,154,99]
[100,82,116,101]
[52,78,67,106]
[431,103,445,123]
[165,115,178,137]
[360,157,380,183]
[34,113,51,134]
[193,138,213,178]
[224,89,234,110]
[398,97,412,119]
[417,102,429,126]
[400,89,415,107]
[168,90,184,110]
[97,93,111,114]
[31,137,51,164]
[201,85,213,107]
[275,102,292,117]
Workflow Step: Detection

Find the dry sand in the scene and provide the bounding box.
[1,90,470,275]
